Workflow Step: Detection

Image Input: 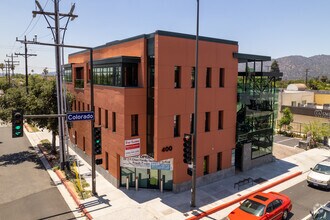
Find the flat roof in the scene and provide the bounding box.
[69,30,238,57]
[233,53,271,63]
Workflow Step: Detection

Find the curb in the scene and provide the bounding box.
[55,170,93,220]
[36,144,93,220]
[186,171,302,220]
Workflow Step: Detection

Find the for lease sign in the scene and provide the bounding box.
[125,138,140,157]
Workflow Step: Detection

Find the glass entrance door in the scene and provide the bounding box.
[148,169,158,189]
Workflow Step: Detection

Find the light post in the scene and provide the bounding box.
[191,0,200,208]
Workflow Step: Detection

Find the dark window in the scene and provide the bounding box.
[123,64,138,87]
[74,131,77,145]
[78,101,80,111]
[105,110,109,128]
[204,155,209,175]
[272,200,282,209]
[174,66,181,88]
[174,115,180,137]
[266,203,274,213]
[87,104,90,111]
[205,112,210,132]
[112,112,116,132]
[190,113,194,134]
[217,152,222,171]
[218,110,223,130]
[131,114,139,136]
[98,108,102,126]
[64,68,72,82]
[82,103,85,111]
[93,65,124,87]
[74,100,77,111]
[206,67,212,88]
[83,136,86,152]
[105,152,109,170]
[191,67,195,88]
[219,68,225,87]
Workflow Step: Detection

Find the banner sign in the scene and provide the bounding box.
[120,154,173,171]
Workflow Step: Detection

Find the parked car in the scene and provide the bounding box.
[310,201,330,220]
[307,159,330,190]
[226,192,292,220]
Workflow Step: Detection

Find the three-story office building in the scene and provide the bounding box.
[65,30,279,192]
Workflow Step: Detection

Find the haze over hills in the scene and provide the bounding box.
[239,54,330,80]
[274,55,330,80]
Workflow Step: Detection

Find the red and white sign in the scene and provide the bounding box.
[125,138,140,157]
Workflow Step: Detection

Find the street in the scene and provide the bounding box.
[0,126,76,220]
[282,179,330,220]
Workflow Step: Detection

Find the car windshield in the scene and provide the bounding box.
[239,199,266,217]
[314,207,330,220]
[313,164,330,175]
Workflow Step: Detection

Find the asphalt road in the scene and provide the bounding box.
[281,180,330,220]
[0,126,76,220]
[274,134,301,147]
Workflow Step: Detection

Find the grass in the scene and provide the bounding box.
[38,139,91,200]
[27,123,40,132]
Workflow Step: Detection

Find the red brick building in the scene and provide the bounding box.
[66,30,272,192]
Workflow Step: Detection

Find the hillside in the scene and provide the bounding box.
[275,55,330,80]
[239,55,330,80]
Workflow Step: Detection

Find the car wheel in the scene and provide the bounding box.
[282,210,288,220]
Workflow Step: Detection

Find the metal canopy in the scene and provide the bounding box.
[233,52,271,63]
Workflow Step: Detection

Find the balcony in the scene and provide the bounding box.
[75,79,84,89]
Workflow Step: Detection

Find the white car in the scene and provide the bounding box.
[310,201,330,220]
[307,159,330,190]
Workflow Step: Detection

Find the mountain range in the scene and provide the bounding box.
[239,54,330,80]
[271,55,330,80]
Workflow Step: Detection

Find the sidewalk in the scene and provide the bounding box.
[24,128,330,220]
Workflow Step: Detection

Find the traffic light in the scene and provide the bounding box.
[183,133,192,164]
[187,167,193,176]
[94,127,102,155]
[12,109,24,138]
[95,158,103,165]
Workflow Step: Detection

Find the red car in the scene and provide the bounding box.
[227,192,292,220]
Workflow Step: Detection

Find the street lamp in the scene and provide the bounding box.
[191,0,200,208]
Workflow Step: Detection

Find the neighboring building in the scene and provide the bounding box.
[278,84,330,132]
[65,30,281,192]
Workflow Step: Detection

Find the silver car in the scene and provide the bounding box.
[307,159,330,189]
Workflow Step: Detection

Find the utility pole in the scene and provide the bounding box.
[32,0,77,170]
[15,35,37,93]
[191,0,200,208]
[305,68,309,86]
[6,54,19,80]
[4,59,10,84]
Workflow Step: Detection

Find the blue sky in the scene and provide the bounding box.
[1,0,330,74]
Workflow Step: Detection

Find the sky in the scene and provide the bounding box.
[1,0,330,74]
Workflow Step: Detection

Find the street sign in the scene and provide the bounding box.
[66,111,94,122]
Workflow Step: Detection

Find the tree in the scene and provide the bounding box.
[0,75,73,153]
[42,67,49,78]
[303,121,330,147]
[278,107,293,132]
[0,63,4,76]
[271,60,280,72]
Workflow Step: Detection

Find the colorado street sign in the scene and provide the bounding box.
[67,111,94,122]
